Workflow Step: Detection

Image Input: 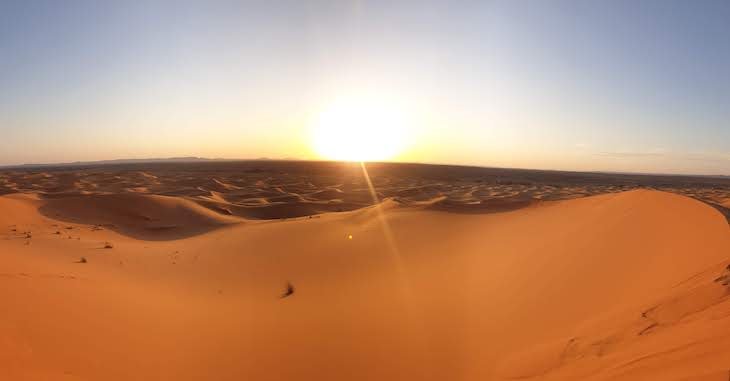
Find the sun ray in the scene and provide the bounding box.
[359,161,414,300]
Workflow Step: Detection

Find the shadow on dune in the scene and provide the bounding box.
[705,202,730,225]
[38,194,241,241]
[421,197,537,214]
[194,199,365,219]
[37,193,372,239]
[684,196,730,226]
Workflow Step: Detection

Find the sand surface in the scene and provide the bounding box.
[1,161,730,380]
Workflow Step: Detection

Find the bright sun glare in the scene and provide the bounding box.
[312,97,410,162]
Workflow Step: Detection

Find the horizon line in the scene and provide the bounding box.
[1,156,728,179]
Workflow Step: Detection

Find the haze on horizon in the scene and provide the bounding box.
[1,0,729,175]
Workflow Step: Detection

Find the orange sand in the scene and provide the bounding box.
[1,186,729,380]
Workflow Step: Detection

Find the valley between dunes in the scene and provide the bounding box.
[2,187,730,380]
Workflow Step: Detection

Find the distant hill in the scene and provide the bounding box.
[1,157,237,169]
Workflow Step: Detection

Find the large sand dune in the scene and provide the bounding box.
[1,162,730,380]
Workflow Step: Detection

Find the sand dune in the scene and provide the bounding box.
[1,175,729,380]
[39,194,239,240]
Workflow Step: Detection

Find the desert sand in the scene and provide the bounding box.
[1,161,730,380]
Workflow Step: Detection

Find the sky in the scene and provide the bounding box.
[1,0,729,174]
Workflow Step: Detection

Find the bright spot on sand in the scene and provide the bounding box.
[312,96,411,162]
[348,234,353,240]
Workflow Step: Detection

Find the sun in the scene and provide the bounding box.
[311,97,410,162]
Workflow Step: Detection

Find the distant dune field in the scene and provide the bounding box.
[1,161,730,380]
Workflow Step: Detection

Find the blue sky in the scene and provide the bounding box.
[1,0,729,174]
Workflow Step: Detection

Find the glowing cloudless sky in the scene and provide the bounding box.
[1,0,729,174]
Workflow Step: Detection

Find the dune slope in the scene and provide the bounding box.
[0,189,728,380]
[38,194,240,240]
